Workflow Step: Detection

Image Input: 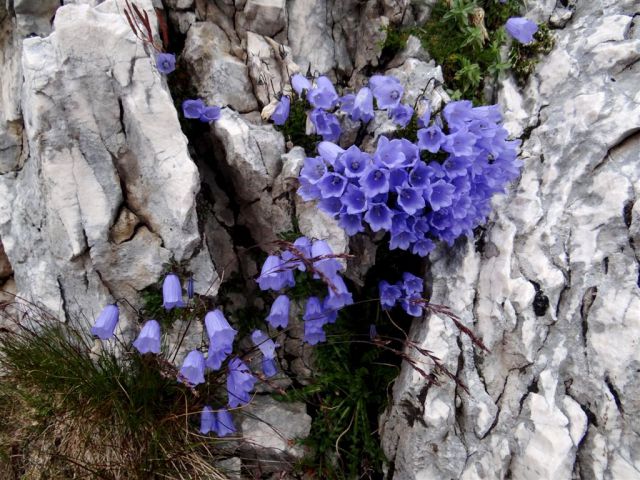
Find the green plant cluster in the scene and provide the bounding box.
[382,0,552,103]
[509,23,555,83]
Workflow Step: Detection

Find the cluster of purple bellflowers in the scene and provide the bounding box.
[379,272,426,317]
[269,73,414,139]
[257,236,353,345]
[292,79,522,256]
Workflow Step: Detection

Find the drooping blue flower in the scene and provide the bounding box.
[132,319,161,354]
[206,343,231,371]
[375,136,406,169]
[389,230,417,250]
[443,100,474,128]
[311,240,343,279]
[155,52,176,74]
[179,350,206,386]
[297,177,322,201]
[215,409,236,437]
[389,169,410,191]
[182,99,205,119]
[379,281,402,309]
[307,76,339,109]
[162,273,185,310]
[325,274,353,310]
[91,304,119,340]
[417,125,445,153]
[338,213,365,235]
[227,357,256,407]
[402,272,423,295]
[266,294,290,328]
[200,106,221,123]
[205,309,237,352]
[299,156,328,184]
[257,255,295,291]
[409,161,431,189]
[251,330,277,360]
[417,102,431,128]
[309,108,341,142]
[369,75,404,110]
[199,406,217,434]
[389,103,414,127]
[319,196,344,216]
[400,295,423,317]
[342,146,369,178]
[348,87,374,123]
[424,179,456,211]
[364,203,393,232]
[186,276,195,299]
[397,186,425,215]
[303,296,325,323]
[361,167,390,198]
[291,73,312,96]
[262,357,277,377]
[339,93,356,116]
[505,17,538,44]
[341,184,368,214]
[304,318,327,345]
[271,96,290,125]
[442,129,476,157]
[318,172,348,198]
[412,238,436,256]
[317,141,345,167]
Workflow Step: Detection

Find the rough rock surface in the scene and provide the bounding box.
[380,1,640,479]
[0,0,218,332]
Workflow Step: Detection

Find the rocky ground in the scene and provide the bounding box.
[0,0,639,478]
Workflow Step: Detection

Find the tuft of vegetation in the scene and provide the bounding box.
[276,97,321,155]
[0,303,227,479]
[509,23,555,83]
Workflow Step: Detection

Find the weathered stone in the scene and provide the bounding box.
[246,33,296,107]
[287,0,335,75]
[110,207,139,244]
[0,239,12,280]
[381,2,640,479]
[240,395,312,468]
[13,0,59,36]
[182,22,258,112]
[236,0,286,38]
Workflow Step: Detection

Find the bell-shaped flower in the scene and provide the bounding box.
[199,406,217,434]
[205,309,237,351]
[389,103,413,127]
[257,255,295,291]
[400,295,423,317]
[155,52,175,74]
[397,186,425,215]
[348,87,374,123]
[304,318,327,345]
[369,75,403,110]
[325,274,353,310]
[424,180,456,212]
[227,357,256,408]
[162,273,185,310]
[342,146,369,178]
[375,136,405,169]
[417,125,445,153]
[206,342,231,371]
[132,319,162,354]
[505,17,538,44]
[318,172,348,198]
[200,106,221,123]
[215,409,236,437]
[271,96,290,125]
[179,350,206,386]
[262,357,277,377]
[297,177,322,201]
[364,203,393,232]
[389,230,417,250]
[186,276,195,299]
[319,197,344,216]
[307,76,339,109]
[412,238,436,257]
[341,184,368,215]
[281,236,312,272]
[338,213,365,236]
[361,167,390,198]
[300,156,328,184]
[251,330,277,360]
[442,129,476,157]
[409,161,431,189]
[442,100,474,129]
[182,99,205,119]
[379,281,402,309]
[291,73,312,95]
[317,141,345,167]
[308,108,341,142]
[311,240,343,279]
[91,304,119,340]
[402,272,423,295]
[266,294,290,328]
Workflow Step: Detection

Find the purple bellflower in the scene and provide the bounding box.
[262,357,277,377]
[307,76,339,109]
[309,108,341,142]
[91,304,119,340]
[199,406,217,434]
[215,409,236,437]
[132,319,161,354]
[348,87,374,123]
[186,276,195,299]
[505,17,538,44]
[251,330,277,360]
[369,75,404,110]
[200,106,221,123]
[266,294,290,328]
[325,274,353,310]
[227,357,256,408]
[339,213,365,235]
[162,273,185,310]
[311,240,343,279]
[379,281,402,309]
[182,99,205,119]
[179,350,206,386]
[291,73,312,95]
[271,96,290,125]
[389,103,414,127]
[257,255,295,291]
[156,53,176,74]
[417,125,445,153]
